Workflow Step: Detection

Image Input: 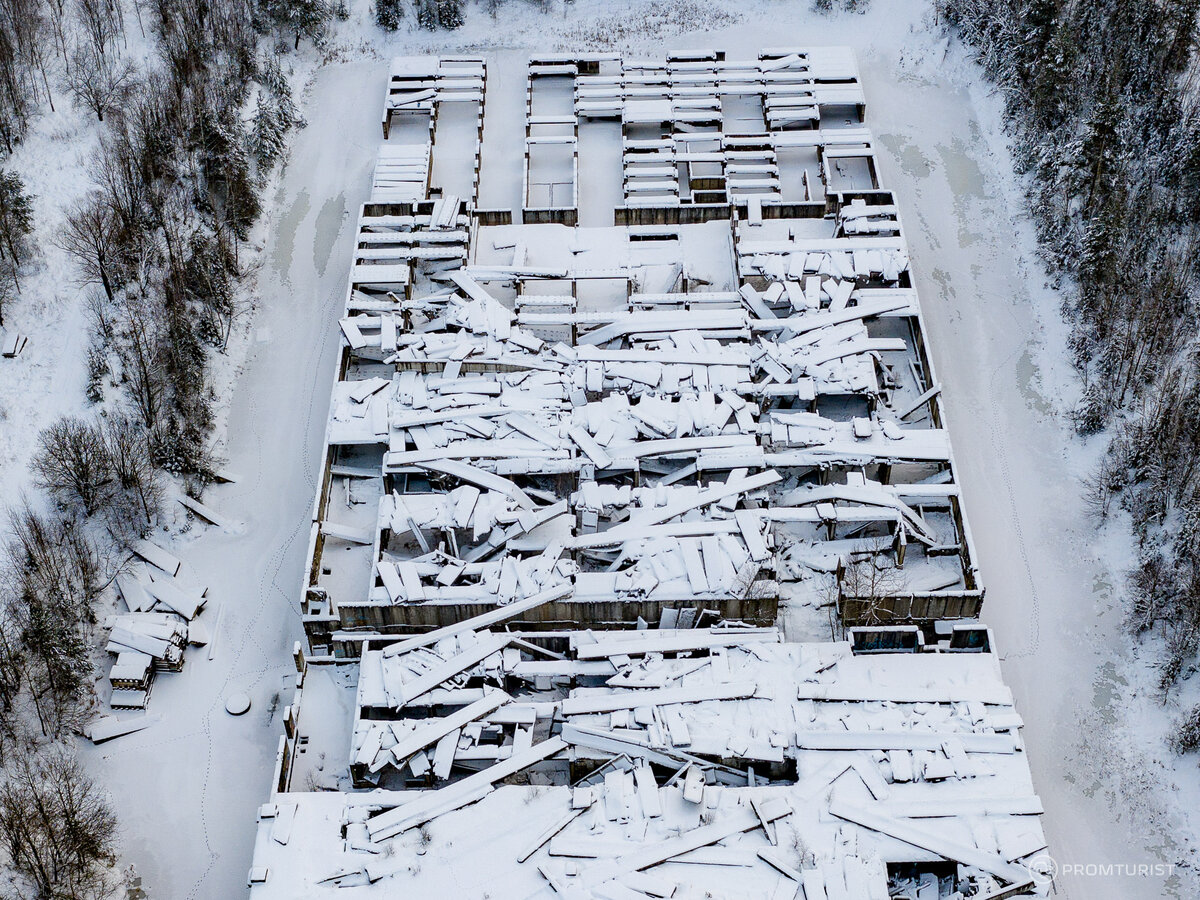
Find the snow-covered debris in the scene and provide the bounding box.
[244,47,1046,900]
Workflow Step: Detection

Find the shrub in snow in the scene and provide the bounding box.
[1171,705,1200,755]
[417,0,464,30]
[0,170,34,274]
[251,55,305,175]
[813,0,871,12]
[260,0,333,49]
[85,346,109,404]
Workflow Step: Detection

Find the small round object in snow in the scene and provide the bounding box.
[225,693,251,716]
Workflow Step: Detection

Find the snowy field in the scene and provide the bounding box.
[0,1,1174,897]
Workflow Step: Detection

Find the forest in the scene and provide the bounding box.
[942,0,1200,742]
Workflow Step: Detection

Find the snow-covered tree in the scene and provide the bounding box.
[375,0,405,30]
[0,170,33,269]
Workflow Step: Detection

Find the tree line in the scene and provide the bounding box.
[942,0,1200,744]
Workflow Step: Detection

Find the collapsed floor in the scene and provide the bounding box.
[248,49,1047,900]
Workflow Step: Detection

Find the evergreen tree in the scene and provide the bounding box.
[0,170,34,269]
[375,0,406,30]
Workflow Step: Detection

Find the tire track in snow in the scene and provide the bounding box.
[984,341,1042,660]
[183,231,343,899]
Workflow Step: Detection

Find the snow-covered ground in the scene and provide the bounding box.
[0,111,99,508]
[855,31,1200,900]
[41,2,1198,897]
[77,61,387,898]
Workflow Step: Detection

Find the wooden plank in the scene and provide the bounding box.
[828,800,1033,884]
[381,583,572,658]
[560,682,756,715]
[321,521,373,544]
[431,728,461,780]
[271,803,297,845]
[576,629,779,660]
[802,867,829,900]
[756,848,803,882]
[634,764,662,818]
[679,540,708,593]
[795,683,1013,706]
[572,470,780,550]
[569,426,614,469]
[560,723,747,786]
[131,540,181,577]
[107,626,171,659]
[415,459,536,508]
[116,574,151,613]
[340,318,368,350]
[142,576,203,620]
[795,731,1016,754]
[734,509,769,561]
[397,636,511,706]
[879,796,1044,818]
[575,807,765,888]
[897,383,941,421]
[397,561,425,601]
[378,562,404,602]
[388,692,509,767]
[85,713,160,743]
[368,737,567,841]
[517,804,591,864]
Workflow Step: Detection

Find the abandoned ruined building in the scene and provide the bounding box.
[246,49,1047,900]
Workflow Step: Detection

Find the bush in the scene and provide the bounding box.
[1171,704,1200,754]
[0,170,34,270]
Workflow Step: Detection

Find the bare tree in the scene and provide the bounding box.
[31,417,114,517]
[837,548,907,629]
[111,291,166,433]
[0,746,118,900]
[63,44,136,123]
[73,0,123,58]
[101,414,163,531]
[4,504,104,737]
[55,196,120,302]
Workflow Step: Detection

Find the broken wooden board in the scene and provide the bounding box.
[85,713,161,744]
[131,540,182,577]
[178,495,243,533]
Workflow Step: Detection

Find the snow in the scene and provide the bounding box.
[252,629,1046,898]
[20,2,1186,899]
[77,60,388,899]
[853,19,1200,900]
[0,111,99,508]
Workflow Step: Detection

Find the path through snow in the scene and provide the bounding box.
[79,61,385,899]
